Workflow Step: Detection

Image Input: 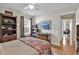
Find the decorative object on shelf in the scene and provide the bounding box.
[2,34,9,41]
[4,19,9,23]
[5,10,13,16]
[2,26,6,29]
[2,34,17,42]
[13,34,16,36]
[8,19,15,24]
[9,34,16,40]
[8,27,12,30]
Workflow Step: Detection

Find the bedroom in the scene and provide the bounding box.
[0,3,79,55]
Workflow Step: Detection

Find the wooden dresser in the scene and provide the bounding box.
[36,33,51,42]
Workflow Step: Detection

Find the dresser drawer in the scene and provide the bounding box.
[36,34,49,41]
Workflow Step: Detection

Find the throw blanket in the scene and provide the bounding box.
[20,37,51,55]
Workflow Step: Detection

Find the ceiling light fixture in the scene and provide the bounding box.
[24,3,39,11]
[28,4,34,9]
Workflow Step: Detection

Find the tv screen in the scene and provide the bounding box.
[39,20,51,30]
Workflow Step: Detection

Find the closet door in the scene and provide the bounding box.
[20,16,24,37]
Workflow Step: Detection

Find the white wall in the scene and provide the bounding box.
[76,8,79,25]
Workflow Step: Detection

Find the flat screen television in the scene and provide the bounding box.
[39,20,51,30]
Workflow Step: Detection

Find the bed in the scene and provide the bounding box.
[0,37,51,55]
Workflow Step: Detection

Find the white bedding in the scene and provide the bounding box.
[0,40,38,55]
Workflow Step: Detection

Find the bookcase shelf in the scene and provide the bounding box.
[0,13,17,43]
[31,24,38,37]
[2,23,16,25]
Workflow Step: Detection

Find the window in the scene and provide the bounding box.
[24,17,31,36]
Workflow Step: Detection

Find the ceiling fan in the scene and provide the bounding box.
[24,3,39,11]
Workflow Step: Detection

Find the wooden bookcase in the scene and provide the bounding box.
[0,13,17,43]
[31,25,38,37]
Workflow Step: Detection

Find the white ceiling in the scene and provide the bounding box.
[0,3,79,15]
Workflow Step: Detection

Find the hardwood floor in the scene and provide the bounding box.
[51,44,76,55]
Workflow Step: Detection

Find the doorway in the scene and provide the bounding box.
[77,25,79,54]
